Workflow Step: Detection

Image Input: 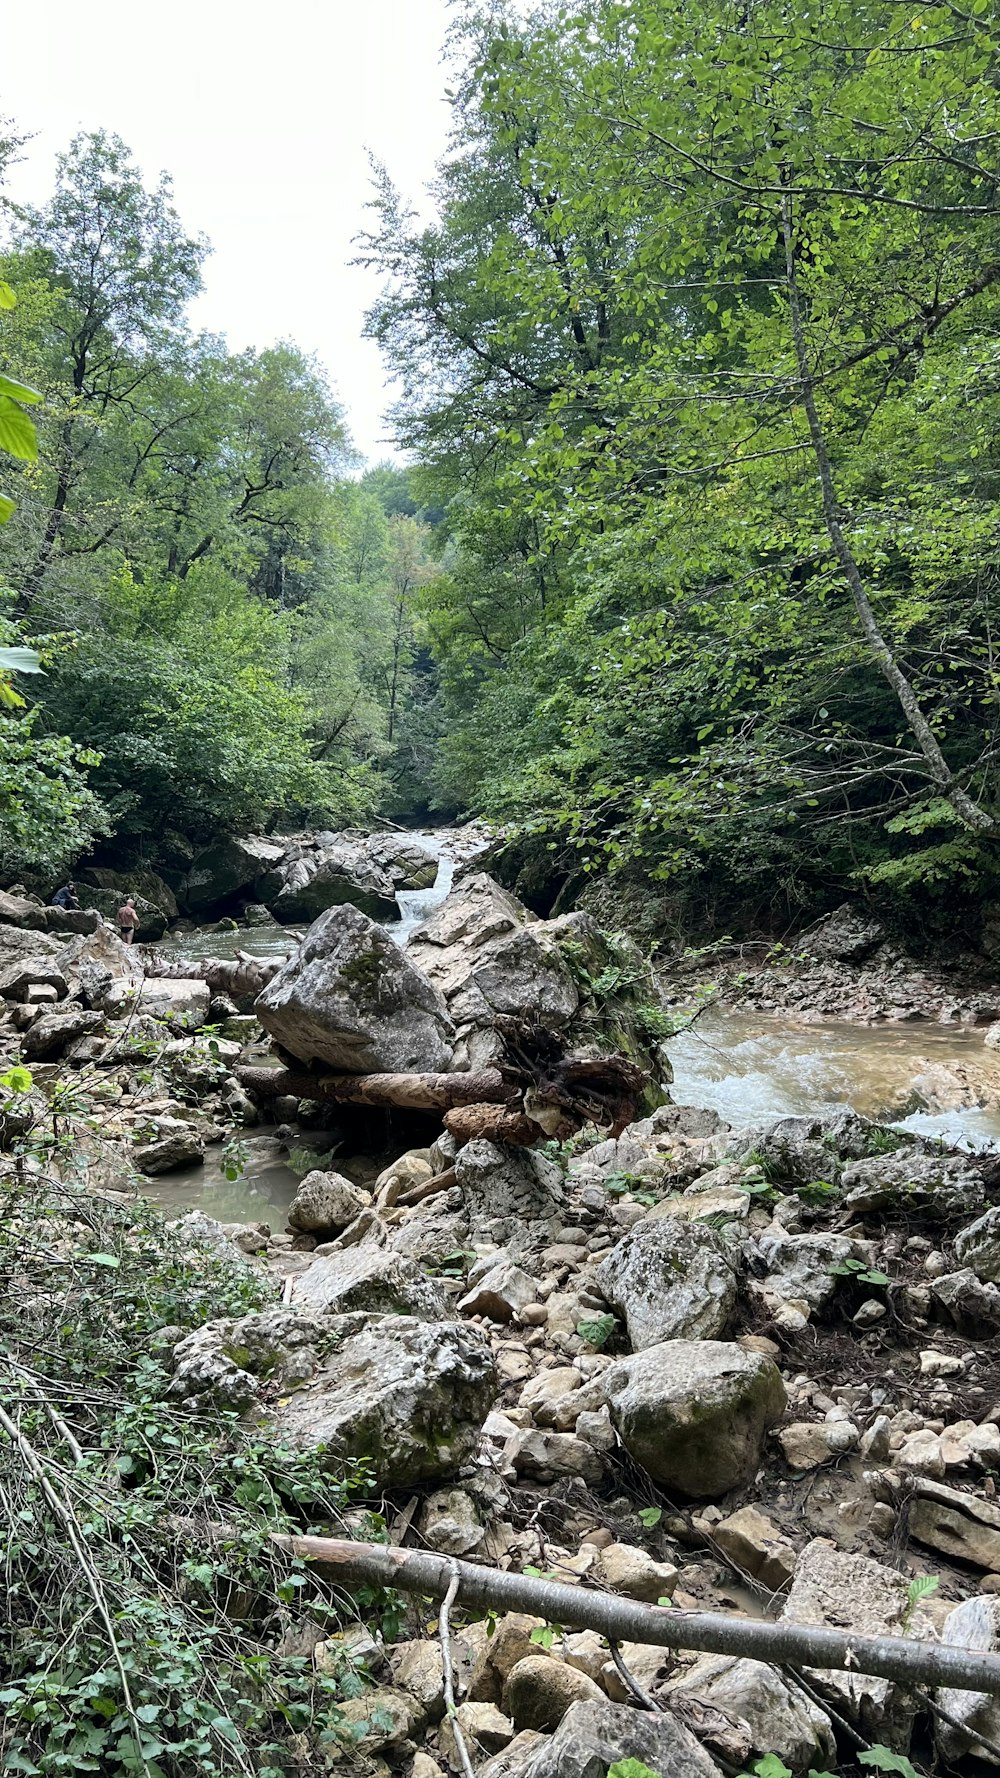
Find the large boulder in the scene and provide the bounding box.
[841,1149,987,1218]
[57,922,143,1009]
[22,1006,103,1060]
[76,885,167,942]
[270,1313,497,1487]
[0,889,48,930]
[263,837,398,923]
[799,903,885,962]
[664,1656,835,1773]
[291,1246,448,1320]
[455,1139,564,1242]
[519,1698,722,1778]
[408,875,579,1070]
[79,866,178,922]
[603,1340,787,1498]
[256,905,455,1072]
[753,1232,878,1313]
[935,1596,1000,1762]
[596,1219,738,1348]
[287,1168,365,1235]
[184,835,286,912]
[727,1108,873,1184]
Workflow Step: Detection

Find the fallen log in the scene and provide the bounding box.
[273,1536,1000,1698]
[442,1104,565,1147]
[237,1066,510,1111]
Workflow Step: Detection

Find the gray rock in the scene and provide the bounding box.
[134,1119,205,1174]
[79,865,178,921]
[367,833,439,891]
[22,1005,103,1059]
[603,1340,787,1498]
[801,903,885,962]
[781,1539,936,1743]
[459,1261,537,1322]
[57,923,143,1010]
[292,1245,447,1320]
[287,1168,365,1236]
[842,1149,987,1218]
[268,840,399,923]
[502,1657,605,1733]
[256,904,454,1072]
[596,1219,737,1349]
[456,1139,563,1240]
[754,1232,877,1312]
[519,1697,722,1778]
[0,889,49,930]
[270,1313,497,1487]
[665,1655,835,1772]
[76,886,167,941]
[169,1306,324,1407]
[419,1487,486,1556]
[0,956,68,1001]
[728,1108,873,1183]
[936,1596,1000,1762]
[135,978,211,1025]
[955,1205,1000,1284]
[184,834,286,912]
[908,1484,1000,1570]
[930,1268,1000,1335]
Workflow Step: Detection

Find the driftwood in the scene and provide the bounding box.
[273,1536,1000,1698]
[395,1166,457,1207]
[442,1104,556,1147]
[145,952,283,1006]
[237,1066,509,1112]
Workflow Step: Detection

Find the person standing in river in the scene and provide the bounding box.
[117,896,138,944]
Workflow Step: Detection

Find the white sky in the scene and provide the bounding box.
[3,0,455,463]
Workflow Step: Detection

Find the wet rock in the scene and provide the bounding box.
[268,1313,497,1487]
[184,834,286,912]
[754,1232,876,1312]
[780,1539,936,1742]
[955,1206,1000,1285]
[291,1246,447,1320]
[367,832,439,891]
[596,1219,737,1349]
[256,904,454,1072]
[518,1697,722,1778]
[287,1168,365,1236]
[502,1656,605,1734]
[603,1340,787,1498]
[665,1655,835,1773]
[935,1596,1000,1763]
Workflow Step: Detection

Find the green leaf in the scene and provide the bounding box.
[907,1574,939,1604]
[0,394,37,461]
[0,374,42,405]
[753,1758,794,1778]
[87,1253,121,1268]
[0,282,16,310]
[859,1748,921,1778]
[0,492,14,524]
[608,1762,664,1778]
[0,647,43,675]
[637,1506,662,1528]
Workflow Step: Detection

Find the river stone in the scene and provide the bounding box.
[801,903,886,962]
[955,1206,1000,1284]
[287,1168,365,1235]
[935,1596,1000,1762]
[292,1245,447,1319]
[184,834,286,912]
[455,1139,563,1240]
[596,1219,737,1348]
[727,1107,873,1183]
[842,1149,987,1218]
[269,1313,498,1487]
[268,840,399,923]
[603,1340,787,1498]
[754,1232,877,1312]
[782,1541,937,1744]
[256,904,454,1072]
[134,1118,205,1174]
[519,1697,722,1778]
[665,1655,835,1771]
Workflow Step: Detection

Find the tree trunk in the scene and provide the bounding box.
[781,196,994,835]
[272,1536,1000,1698]
[236,1064,511,1112]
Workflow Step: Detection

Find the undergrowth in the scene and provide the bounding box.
[0,1163,389,1776]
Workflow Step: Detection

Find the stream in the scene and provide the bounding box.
[145,835,1000,1222]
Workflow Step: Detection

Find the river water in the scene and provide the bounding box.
[146,837,1000,1221]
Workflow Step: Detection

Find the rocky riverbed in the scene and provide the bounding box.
[4,850,1000,1776]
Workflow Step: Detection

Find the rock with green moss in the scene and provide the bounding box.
[596,1218,738,1348]
[256,904,455,1071]
[603,1339,787,1498]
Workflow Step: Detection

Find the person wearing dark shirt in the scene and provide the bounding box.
[50,881,80,910]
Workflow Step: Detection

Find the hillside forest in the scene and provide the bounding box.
[3,0,1000,946]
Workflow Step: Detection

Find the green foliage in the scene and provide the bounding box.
[576,1313,616,1350]
[0,1165,378,1775]
[607,1762,663,1778]
[859,1750,922,1778]
[830,1256,891,1288]
[364,0,1000,925]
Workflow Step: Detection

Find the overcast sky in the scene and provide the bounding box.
[3,0,455,463]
